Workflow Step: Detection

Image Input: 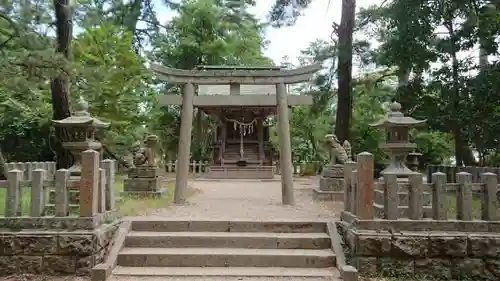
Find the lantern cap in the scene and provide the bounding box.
[52,96,109,127]
[370,101,426,128]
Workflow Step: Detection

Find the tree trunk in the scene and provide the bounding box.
[51,0,73,169]
[396,66,411,101]
[334,0,356,143]
[446,21,465,166]
[0,147,7,180]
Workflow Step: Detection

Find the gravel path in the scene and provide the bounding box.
[142,178,343,220]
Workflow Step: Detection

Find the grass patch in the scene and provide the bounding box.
[113,175,176,217]
[114,175,201,217]
[116,183,175,216]
[0,187,34,216]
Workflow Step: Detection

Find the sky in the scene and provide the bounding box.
[153,0,383,65]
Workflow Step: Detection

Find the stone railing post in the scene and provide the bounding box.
[431,172,447,220]
[80,150,100,217]
[408,172,423,220]
[475,167,486,182]
[480,172,497,221]
[26,163,33,181]
[49,162,56,179]
[100,159,116,211]
[382,172,399,220]
[98,168,106,213]
[6,169,22,217]
[351,170,358,214]
[40,163,48,179]
[356,152,374,219]
[426,165,435,183]
[456,172,473,220]
[31,169,46,217]
[343,161,356,212]
[55,169,70,216]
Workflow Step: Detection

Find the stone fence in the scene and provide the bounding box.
[339,152,500,280]
[160,160,319,175]
[0,150,119,276]
[7,160,319,179]
[427,164,500,183]
[5,161,57,180]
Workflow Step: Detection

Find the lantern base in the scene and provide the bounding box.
[378,163,419,182]
[68,162,82,178]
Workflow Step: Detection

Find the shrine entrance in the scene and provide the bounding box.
[151,64,321,205]
[203,106,275,168]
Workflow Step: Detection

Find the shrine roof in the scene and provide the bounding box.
[150,63,322,84]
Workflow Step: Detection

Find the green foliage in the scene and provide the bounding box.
[0,5,62,162]
[270,105,332,164]
[412,131,455,165]
[2,0,499,172]
[73,24,155,155]
[148,0,272,158]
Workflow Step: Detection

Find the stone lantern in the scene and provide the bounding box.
[406,151,422,172]
[371,101,426,179]
[52,97,109,177]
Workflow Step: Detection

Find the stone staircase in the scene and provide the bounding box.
[223,144,260,162]
[112,219,340,278]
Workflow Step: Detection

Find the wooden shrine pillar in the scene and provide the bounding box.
[221,117,227,165]
[217,116,224,163]
[276,83,295,205]
[174,82,194,204]
[258,118,264,163]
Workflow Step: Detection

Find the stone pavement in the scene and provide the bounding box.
[142,178,343,220]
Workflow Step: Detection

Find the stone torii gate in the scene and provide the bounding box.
[150,64,322,205]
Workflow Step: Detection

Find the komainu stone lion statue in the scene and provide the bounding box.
[325,134,352,165]
[131,141,148,167]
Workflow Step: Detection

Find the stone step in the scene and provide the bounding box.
[129,218,327,233]
[224,151,258,154]
[117,247,335,268]
[113,266,339,278]
[125,231,330,249]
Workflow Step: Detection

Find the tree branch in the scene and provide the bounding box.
[0,12,18,49]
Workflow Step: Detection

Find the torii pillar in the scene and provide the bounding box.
[174,83,194,204]
[276,83,295,205]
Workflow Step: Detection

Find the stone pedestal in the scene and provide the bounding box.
[0,215,118,276]
[123,166,166,197]
[313,164,345,201]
